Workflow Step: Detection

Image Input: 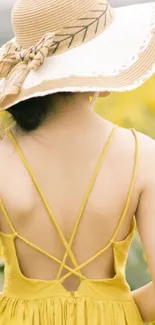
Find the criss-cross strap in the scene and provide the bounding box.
[7,129,79,269]
[0,125,118,283]
[59,128,139,284]
[0,194,87,280]
[0,126,138,284]
[56,125,117,280]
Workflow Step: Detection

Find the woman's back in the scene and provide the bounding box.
[0,115,141,291]
[0,95,155,324]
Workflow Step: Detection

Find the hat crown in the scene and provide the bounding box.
[12,0,105,49]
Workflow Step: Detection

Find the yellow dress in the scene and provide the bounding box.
[0,126,143,325]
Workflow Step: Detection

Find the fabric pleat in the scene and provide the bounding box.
[0,295,143,325]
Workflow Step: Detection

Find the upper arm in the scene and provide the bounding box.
[136,133,155,287]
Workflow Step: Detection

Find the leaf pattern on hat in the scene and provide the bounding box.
[49,2,111,54]
[0,0,113,106]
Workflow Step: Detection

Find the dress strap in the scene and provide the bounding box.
[110,128,139,242]
[0,126,117,282]
[56,125,118,279]
[6,129,80,269]
[59,129,139,284]
[6,126,117,265]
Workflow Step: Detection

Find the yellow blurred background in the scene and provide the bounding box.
[95,75,155,138]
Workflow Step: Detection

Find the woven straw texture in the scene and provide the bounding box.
[12,0,113,49]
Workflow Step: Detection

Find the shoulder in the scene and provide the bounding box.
[117,127,155,190]
[116,126,155,159]
[133,129,155,170]
[136,130,155,189]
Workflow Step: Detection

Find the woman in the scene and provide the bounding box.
[0,0,155,324]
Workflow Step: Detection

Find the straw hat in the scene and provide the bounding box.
[0,0,155,111]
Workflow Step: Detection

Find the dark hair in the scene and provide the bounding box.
[8,93,71,132]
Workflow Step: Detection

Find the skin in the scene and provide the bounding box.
[0,92,155,322]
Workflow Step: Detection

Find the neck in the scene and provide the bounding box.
[13,92,101,144]
[34,92,99,136]
[48,92,96,123]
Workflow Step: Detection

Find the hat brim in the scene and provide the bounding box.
[0,2,155,110]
